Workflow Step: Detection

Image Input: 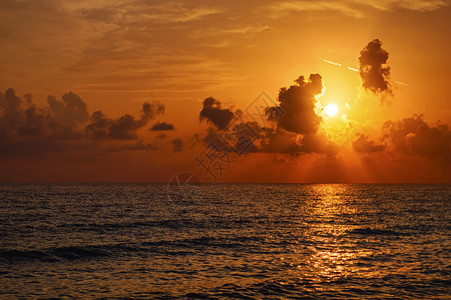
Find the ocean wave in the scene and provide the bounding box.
[348,227,400,236]
[0,245,110,263]
[0,235,272,263]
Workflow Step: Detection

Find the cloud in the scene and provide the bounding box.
[260,130,302,154]
[359,39,392,94]
[271,0,449,18]
[171,138,184,152]
[0,88,85,140]
[199,97,235,130]
[150,122,175,131]
[0,88,25,138]
[197,75,338,157]
[47,92,89,124]
[382,114,451,161]
[86,102,164,140]
[265,74,323,135]
[232,122,261,154]
[80,2,223,24]
[0,88,166,159]
[352,133,386,153]
[272,1,366,18]
[299,133,339,156]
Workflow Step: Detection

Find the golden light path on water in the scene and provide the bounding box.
[302,185,360,281]
[278,184,380,286]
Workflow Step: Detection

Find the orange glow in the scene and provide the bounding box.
[0,1,449,183]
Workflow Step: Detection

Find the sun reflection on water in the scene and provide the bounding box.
[293,184,370,281]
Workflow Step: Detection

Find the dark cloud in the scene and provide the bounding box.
[86,102,164,140]
[233,122,261,154]
[359,39,391,94]
[150,122,175,131]
[352,133,386,153]
[171,138,183,152]
[0,88,83,140]
[261,74,338,157]
[265,74,323,134]
[196,73,342,158]
[260,130,302,154]
[382,114,451,161]
[299,133,339,156]
[107,114,146,139]
[0,88,24,138]
[199,97,234,130]
[47,92,89,124]
[18,105,49,137]
[259,130,338,157]
[202,121,261,154]
[197,75,339,157]
[0,88,166,159]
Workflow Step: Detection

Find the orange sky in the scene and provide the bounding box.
[0,0,450,182]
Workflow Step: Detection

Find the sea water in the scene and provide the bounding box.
[0,184,450,299]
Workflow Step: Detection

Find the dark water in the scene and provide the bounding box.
[0,184,450,299]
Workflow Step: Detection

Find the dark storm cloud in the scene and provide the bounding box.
[0,88,166,158]
[171,138,184,152]
[352,134,386,153]
[265,74,323,134]
[382,114,451,161]
[199,97,234,130]
[150,122,175,131]
[359,39,392,94]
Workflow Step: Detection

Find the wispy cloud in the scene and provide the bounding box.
[79,1,223,25]
[271,0,449,18]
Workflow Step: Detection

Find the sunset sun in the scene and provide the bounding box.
[324,104,338,117]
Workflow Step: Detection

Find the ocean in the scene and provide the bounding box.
[0,183,450,299]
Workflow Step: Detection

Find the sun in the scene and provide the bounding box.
[324,104,338,117]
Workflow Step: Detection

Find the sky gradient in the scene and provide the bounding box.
[0,0,450,182]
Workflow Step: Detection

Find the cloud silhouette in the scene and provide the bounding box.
[359,39,392,94]
[86,102,164,140]
[197,75,338,157]
[352,133,386,153]
[150,122,175,131]
[265,74,323,134]
[171,138,184,152]
[261,74,338,156]
[199,97,235,130]
[47,92,89,124]
[260,130,302,154]
[382,114,451,161]
[0,88,165,158]
[1,88,85,140]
